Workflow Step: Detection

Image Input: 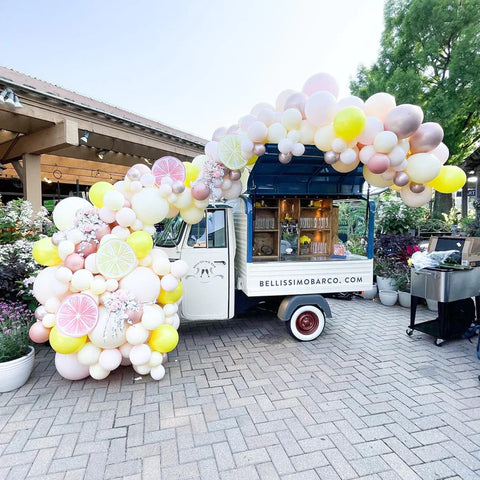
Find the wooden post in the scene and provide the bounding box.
[22,154,42,212]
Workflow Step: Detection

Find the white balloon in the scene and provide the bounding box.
[267,123,287,143]
[340,148,357,165]
[131,188,169,225]
[332,138,347,154]
[103,190,125,211]
[53,197,92,231]
[374,131,398,154]
[359,145,375,164]
[141,304,165,330]
[357,116,384,145]
[388,146,407,166]
[406,153,441,184]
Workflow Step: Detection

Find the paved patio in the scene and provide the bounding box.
[1,297,479,480]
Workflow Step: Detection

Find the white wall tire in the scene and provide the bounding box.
[288,305,325,341]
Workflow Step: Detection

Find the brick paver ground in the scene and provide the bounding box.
[1,297,479,479]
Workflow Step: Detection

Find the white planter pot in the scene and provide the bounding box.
[361,284,378,300]
[398,291,411,308]
[0,346,35,393]
[426,299,438,311]
[376,276,398,292]
[379,289,398,306]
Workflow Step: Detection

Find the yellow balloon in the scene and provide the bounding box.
[183,162,200,187]
[333,107,366,141]
[148,324,179,353]
[88,181,115,208]
[32,237,62,266]
[126,231,153,259]
[157,281,183,305]
[428,166,466,194]
[246,155,258,166]
[49,326,87,354]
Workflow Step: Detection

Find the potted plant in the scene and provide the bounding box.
[395,263,412,308]
[299,235,311,255]
[0,300,36,392]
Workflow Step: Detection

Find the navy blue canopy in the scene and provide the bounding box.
[247,144,366,198]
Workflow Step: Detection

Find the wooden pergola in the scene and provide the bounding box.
[0,67,206,210]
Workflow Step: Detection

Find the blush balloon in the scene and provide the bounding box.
[29,321,51,343]
[367,153,390,174]
[191,181,211,201]
[409,122,444,153]
[64,253,85,272]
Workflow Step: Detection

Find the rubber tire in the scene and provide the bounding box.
[288,305,325,342]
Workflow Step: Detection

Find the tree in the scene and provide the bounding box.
[350,0,480,216]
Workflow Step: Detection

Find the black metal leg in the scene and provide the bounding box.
[409,296,420,329]
[475,295,480,322]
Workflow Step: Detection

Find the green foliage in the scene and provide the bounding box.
[350,0,480,164]
[375,191,426,234]
[0,301,35,363]
[337,201,367,237]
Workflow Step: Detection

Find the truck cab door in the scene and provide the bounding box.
[180,209,233,320]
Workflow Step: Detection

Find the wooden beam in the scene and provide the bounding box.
[0,119,79,162]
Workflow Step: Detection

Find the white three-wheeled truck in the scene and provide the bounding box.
[155,145,375,341]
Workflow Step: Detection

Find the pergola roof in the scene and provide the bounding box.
[0,67,206,188]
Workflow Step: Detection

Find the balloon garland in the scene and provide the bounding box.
[190,72,466,207]
[28,72,467,382]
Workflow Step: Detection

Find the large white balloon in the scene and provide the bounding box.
[131,188,169,225]
[406,153,442,184]
[53,197,92,231]
[88,306,127,349]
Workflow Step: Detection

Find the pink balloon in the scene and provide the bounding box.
[191,181,211,201]
[302,73,339,98]
[132,163,151,175]
[98,207,116,224]
[367,153,390,174]
[29,321,50,343]
[284,92,307,118]
[129,344,151,365]
[409,122,444,153]
[305,91,337,127]
[429,142,449,165]
[384,104,424,139]
[33,267,69,304]
[64,253,85,272]
[357,117,384,146]
[75,241,97,258]
[95,225,111,240]
[99,349,122,371]
[55,353,90,380]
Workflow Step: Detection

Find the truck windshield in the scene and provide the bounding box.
[153,215,186,247]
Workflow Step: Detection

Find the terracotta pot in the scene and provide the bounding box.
[0,346,35,392]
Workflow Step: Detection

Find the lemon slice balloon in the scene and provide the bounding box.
[217,135,247,170]
[96,238,138,279]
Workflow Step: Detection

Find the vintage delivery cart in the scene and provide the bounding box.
[155,145,375,341]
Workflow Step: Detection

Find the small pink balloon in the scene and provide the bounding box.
[394,172,410,187]
[129,344,151,365]
[29,321,50,343]
[64,253,85,272]
[75,241,97,257]
[95,225,111,240]
[367,153,390,174]
[98,207,116,224]
[191,181,211,200]
[230,170,241,181]
[127,306,143,325]
[253,144,266,157]
[99,349,122,371]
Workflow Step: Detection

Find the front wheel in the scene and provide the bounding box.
[288,305,325,341]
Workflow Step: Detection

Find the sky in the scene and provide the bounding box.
[1,0,386,140]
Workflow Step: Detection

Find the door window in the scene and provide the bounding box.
[187,210,226,248]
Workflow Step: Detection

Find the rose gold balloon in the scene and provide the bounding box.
[409,122,444,153]
[230,170,241,181]
[324,150,339,164]
[279,153,292,164]
[253,144,266,157]
[191,181,211,201]
[409,183,425,194]
[394,172,410,187]
[384,104,424,139]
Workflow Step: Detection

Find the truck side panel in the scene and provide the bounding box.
[232,203,250,291]
[242,258,373,297]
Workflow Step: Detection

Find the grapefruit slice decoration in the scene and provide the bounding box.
[56,293,99,337]
[152,156,186,186]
